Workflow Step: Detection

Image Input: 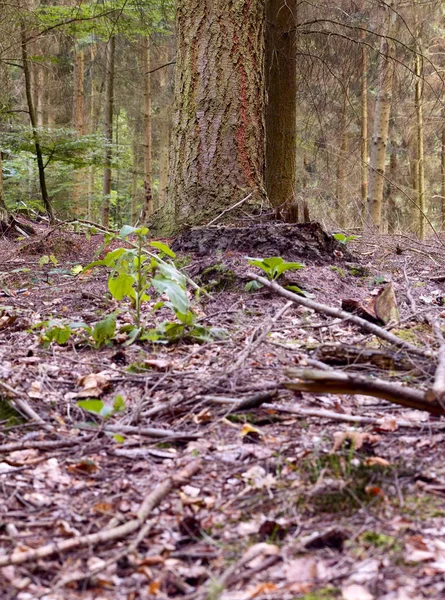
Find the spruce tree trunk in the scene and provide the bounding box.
[102,36,115,228]
[0,150,7,225]
[166,0,266,231]
[366,6,396,231]
[140,36,153,223]
[73,46,85,216]
[441,110,445,230]
[265,0,297,213]
[21,18,54,223]
[361,34,368,214]
[414,16,426,240]
[158,42,171,209]
[336,88,349,227]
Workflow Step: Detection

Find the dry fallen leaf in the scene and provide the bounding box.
[284,556,318,584]
[75,371,111,398]
[342,584,374,600]
[333,431,380,452]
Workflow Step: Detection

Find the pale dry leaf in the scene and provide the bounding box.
[342,584,374,600]
[240,542,280,565]
[363,457,391,467]
[284,556,318,584]
[76,371,111,398]
[9,449,39,465]
[28,381,42,399]
[347,558,379,583]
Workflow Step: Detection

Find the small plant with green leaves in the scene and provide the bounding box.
[39,313,117,348]
[245,256,310,296]
[333,233,358,245]
[81,225,226,345]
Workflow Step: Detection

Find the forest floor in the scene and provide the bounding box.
[1,220,445,600]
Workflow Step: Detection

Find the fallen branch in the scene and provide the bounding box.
[76,423,201,440]
[0,460,201,568]
[431,318,445,409]
[284,368,444,416]
[0,436,92,454]
[202,390,278,412]
[206,192,253,227]
[247,273,432,359]
[0,380,49,428]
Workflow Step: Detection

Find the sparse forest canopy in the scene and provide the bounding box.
[3,2,445,599]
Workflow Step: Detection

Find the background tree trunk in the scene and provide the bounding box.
[21,18,54,223]
[73,46,85,216]
[366,6,396,231]
[102,36,115,228]
[158,43,171,209]
[265,0,297,213]
[140,36,153,223]
[414,11,425,239]
[361,33,368,215]
[166,0,266,232]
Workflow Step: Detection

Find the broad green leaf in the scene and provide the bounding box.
[39,255,50,267]
[113,434,125,443]
[92,314,116,345]
[153,276,189,314]
[49,255,58,266]
[108,273,135,300]
[158,262,186,286]
[113,394,126,412]
[150,241,176,258]
[119,225,137,238]
[103,247,127,267]
[71,265,83,275]
[274,262,305,277]
[77,399,105,415]
[245,280,263,292]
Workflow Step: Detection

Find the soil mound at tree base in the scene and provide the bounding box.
[172,222,353,263]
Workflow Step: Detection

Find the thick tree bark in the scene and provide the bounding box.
[140,36,153,223]
[366,5,396,231]
[0,150,7,224]
[20,19,54,223]
[102,36,115,228]
[166,0,266,232]
[265,0,297,213]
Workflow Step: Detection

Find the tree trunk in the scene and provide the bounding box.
[158,42,171,209]
[386,148,398,233]
[366,6,396,231]
[265,0,297,213]
[140,36,153,223]
[414,15,426,240]
[102,36,115,228]
[166,0,266,232]
[88,42,97,221]
[0,150,7,225]
[441,110,445,230]
[336,88,349,227]
[131,117,140,225]
[20,18,54,223]
[361,33,368,215]
[73,45,85,216]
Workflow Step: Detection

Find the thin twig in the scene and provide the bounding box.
[206,192,253,226]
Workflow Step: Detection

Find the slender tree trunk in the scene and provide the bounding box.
[102,36,115,228]
[386,148,397,233]
[0,151,7,221]
[165,0,266,233]
[73,46,85,216]
[131,119,139,225]
[366,5,396,231]
[21,19,54,223]
[265,0,297,215]
[361,33,368,215]
[35,67,44,127]
[414,15,426,239]
[140,36,153,223]
[336,87,349,227]
[158,42,171,208]
[88,42,97,221]
[441,109,445,230]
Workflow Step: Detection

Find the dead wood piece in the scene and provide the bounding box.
[285,368,444,416]
[0,380,49,428]
[247,273,432,359]
[431,318,445,409]
[0,436,92,454]
[315,344,433,375]
[202,391,278,411]
[0,459,201,568]
[77,423,201,440]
